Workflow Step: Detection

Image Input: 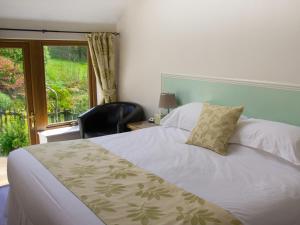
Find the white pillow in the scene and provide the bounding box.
[161,102,248,131]
[160,102,203,131]
[230,118,300,165]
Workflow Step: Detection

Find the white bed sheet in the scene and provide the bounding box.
[7,126,300,225]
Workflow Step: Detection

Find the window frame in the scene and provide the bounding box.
[0,39,97,132]
[41,40,97,129]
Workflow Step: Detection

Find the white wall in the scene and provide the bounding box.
[117,0,300,116]
[0,19,116,40]
[0,18,118,105]
[0,0,127,40]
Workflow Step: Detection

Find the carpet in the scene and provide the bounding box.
[0,185,9,225]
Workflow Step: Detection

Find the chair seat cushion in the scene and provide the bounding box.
[85,129,117,138]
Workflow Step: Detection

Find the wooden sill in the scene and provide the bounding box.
[44,120,78,131]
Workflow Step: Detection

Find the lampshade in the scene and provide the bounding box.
[159,93,177,109]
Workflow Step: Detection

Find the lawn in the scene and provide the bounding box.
[45,58,88,84]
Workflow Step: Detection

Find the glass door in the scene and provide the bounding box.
[43,45,90,125]
[0,43,36,156]
[41,41,96,128]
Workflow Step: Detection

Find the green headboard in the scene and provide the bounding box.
[161,73,300,126]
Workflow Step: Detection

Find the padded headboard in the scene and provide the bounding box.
[161,73,300,126]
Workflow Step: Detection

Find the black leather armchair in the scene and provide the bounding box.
[78,102,145,138]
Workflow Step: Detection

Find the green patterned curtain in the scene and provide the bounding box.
[87,32,117,103]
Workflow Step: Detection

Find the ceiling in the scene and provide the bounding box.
[0,0,129,27]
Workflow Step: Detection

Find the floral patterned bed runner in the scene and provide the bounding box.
[26,139,242,225]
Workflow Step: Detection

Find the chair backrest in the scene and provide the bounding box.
[78,101,144,138]
[102,104,122,125]
[120,103,136,118]
[100,102,140,124]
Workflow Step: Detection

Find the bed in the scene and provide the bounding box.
[5,74,300,225]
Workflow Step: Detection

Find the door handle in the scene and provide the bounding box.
[28,112,36,130]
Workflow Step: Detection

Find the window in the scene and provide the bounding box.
[0,39,97,147]
[41,41,97,128]
[43,45,90,124]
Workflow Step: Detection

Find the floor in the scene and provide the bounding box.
[0,158,8,186]
[0,157,8,225]
[0,185,9,225]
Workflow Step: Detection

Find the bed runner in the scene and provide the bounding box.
[26,139,242,225]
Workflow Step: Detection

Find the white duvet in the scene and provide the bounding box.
[7,127,300,225]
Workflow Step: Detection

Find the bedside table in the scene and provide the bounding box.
[127,121,158,131]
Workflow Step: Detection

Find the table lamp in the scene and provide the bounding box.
[159,93,177,114]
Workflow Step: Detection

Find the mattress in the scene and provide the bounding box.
[7,126,300,225]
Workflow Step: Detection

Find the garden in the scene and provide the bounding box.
[0,46,89,156]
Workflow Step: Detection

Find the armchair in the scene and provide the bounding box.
[78,102,145,138]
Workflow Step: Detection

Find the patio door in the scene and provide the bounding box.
[0,42,37,156]
[0,39,97,155]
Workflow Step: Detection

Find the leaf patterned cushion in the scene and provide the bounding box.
[186,103,244,155]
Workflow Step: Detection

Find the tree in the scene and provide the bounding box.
[0,48,23,63]
[48,46,87,62]
[0,56,25,99]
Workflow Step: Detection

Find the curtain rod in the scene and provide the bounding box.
[0,28,119,35]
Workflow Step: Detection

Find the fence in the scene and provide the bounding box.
[48,109,80,124]
[0,109,80,130]
[0,110,26,130]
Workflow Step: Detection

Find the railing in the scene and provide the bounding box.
[0,110,26,130]
[0,109,80,130]
[48,109,80,123]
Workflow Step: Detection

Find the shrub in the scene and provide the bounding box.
[0,56,25,99]
[0,48,23,63]
[0,117,29,156]
[0,93,12,110]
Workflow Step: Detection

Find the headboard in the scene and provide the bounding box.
[161,73,300,126]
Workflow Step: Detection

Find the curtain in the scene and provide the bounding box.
[87,32,117,103]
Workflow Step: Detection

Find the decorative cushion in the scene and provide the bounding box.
[186,103,244,155]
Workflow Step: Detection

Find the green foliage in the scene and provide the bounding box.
[48,46,87,62]
[45,58,88,114]
[74,94,89,114]
[0,46,90,153]
[0,117,29,156]
[0,55,25,99]
[0,48,23,63]
[0,49,28,155]
[0,92,12,110]
[10,99,26,113]
[47,82,73,110]
[43,46,51,64]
